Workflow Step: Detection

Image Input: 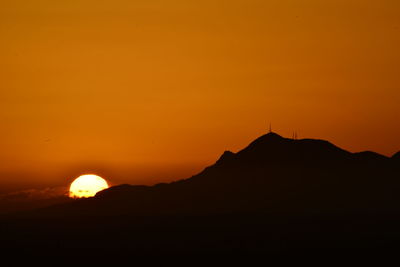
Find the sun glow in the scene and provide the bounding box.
[69,174,109,198]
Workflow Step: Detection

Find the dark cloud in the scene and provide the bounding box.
[0,186,71,213]
[0,186,68,202]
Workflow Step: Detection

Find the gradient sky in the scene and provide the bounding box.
[1,0,399,191]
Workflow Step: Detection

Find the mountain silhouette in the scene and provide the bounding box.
[1,132,400,257]
[48,132,398,216]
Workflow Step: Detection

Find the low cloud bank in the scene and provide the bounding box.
[0,186,68,201]
[0,186,71,213]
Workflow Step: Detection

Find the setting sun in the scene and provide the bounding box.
[69,174,109,198]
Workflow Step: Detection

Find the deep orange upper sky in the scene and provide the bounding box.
[1,0,399,191]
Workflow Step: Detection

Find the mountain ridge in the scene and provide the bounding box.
[81,132,398,216]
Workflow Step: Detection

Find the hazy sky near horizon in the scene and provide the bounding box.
[1,0,399,191]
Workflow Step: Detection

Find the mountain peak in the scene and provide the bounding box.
[264,131,284,139]
[240,132,287,152]
[236,132,352,164]
[246,131,285,146]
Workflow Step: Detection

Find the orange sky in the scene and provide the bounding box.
[1,0,399,191]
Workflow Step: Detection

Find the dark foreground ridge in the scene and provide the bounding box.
[1,132,399,259]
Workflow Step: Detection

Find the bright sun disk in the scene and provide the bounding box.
[69,174,109,198]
